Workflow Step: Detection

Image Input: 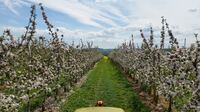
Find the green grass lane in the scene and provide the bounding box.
[61,56,149,112]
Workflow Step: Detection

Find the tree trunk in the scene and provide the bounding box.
[168,95,172,112]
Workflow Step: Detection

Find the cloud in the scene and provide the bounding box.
[95,0,118,3]
[2,0,29,15]
[1,0,200,48]
[0,26,48,37]
[2,0,129,28]
[3,0,19,15]
[0,23,193,49]
[0,25,136,48]
[188,8,198,13]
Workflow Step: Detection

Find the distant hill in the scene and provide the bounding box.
[97,48,113,56]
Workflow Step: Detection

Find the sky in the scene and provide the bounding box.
[0,0,200,48]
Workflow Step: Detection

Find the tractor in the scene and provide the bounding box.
[75,101,125,112]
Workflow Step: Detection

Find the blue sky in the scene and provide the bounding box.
[0,0,200,48]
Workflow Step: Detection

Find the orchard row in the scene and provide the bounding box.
[109,17,199,112]
[0,4,102,111]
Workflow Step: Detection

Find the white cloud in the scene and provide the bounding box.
[3,0,19,15]
[2,0,29,15]
[131,0,200,30]
[1,0,200,48]
[2,0,129,28]
[95,0,118,3]
[188,8,198,13]
[0,25,136,48]
[0,23,192,49]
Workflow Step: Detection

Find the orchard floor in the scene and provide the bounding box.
[61,56,149,112]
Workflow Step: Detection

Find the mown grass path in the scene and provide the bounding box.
[61,56,149,112]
